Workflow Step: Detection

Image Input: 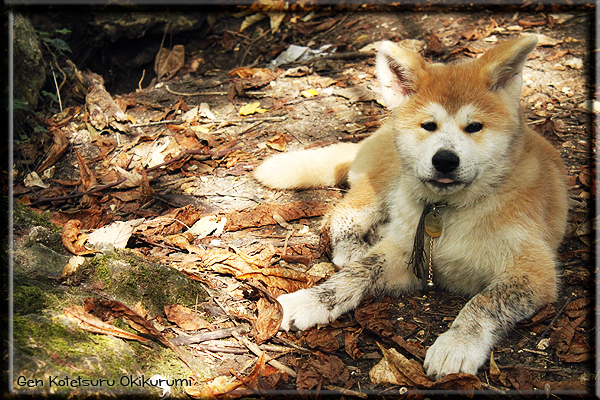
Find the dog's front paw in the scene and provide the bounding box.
[423,328,491,381]
[277,289,335,331]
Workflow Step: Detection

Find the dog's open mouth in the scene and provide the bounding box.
[426,178,464,191]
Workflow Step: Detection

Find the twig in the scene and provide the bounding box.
[30,177,128,205]
[165,84,265,97]
[51,66,63,112]
[231,330,297,378]
[171,325,250,346]
[323,385,368,399]
[273,333,312,353]
[130,119,183,127]
[138,69,145,91]
[537,295,574,344]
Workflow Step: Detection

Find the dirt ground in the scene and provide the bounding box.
[12,4,595,398]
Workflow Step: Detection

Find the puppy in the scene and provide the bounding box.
[255,36,568,380]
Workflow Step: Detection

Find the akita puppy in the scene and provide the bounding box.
[254,36,568,380]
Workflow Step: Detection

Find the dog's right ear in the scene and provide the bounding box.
[376,41,426,110]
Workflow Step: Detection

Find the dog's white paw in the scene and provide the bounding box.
[277,289,335,331]
[423,328,491,381]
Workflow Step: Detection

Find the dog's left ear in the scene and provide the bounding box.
[478,35,538,98]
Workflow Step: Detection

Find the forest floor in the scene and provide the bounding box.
[11,4,595,398]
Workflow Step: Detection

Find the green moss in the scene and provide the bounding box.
[13,199,61,235]
[14,285,47,315]
[74,249,206,316]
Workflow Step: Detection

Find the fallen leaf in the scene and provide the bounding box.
[155,45,185,81]
[186,215,227,239]
[355,301,394,338]
[239,102,268,116]
[265,133,287,151]
[550,315,590,362]
[61,255,86,278]
[61,219,101,255]
[489,351,503,385]
[306,329,340,352]
[300,88,319,98]
[534,378,589,391]
[225,201,330,232]
[296,352,349,392]
[240,12,268,32]
[164,304,213,331]
[369,343,430,386]
[251,296,282,344]
[86,218,145,249]
[370,343,482,392]
[36,128,69,174]
[344,330,364,360]
[185,376,242,399]
[51,208,105,230]
[84,297,197,376]
[83,70,130,132]
[74,149,97,191]
[236,267,314,295]
[527,33,561,47]
[23,171,49,189]
[64,305,150,342]
[136,204,204,237]
[506,366,534,393]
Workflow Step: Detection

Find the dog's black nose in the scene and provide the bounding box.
[432,150,460,174]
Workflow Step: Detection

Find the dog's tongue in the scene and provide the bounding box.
[436,178,455,184]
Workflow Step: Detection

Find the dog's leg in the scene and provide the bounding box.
[424,245,557,380]
[278,236,420,331]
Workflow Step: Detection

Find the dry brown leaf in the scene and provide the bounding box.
[225,201,330,232]
[489,351,503,385]
[74,149,97,191]
[265,133,287,152]
[64,305,150,342]
[550,315,590,362]
[169,235,265,277]
[164,304,213,331]
[135,204,204,237]
[155,45,185,81]
[83,70,129,132]
[185,376,243,400]
[355,301,395,338]
[236,267,314,295]
[506,366,534,393]
[370,343,482,392]
[344,330,364,360]
[296,352,349,392]
[306,329,340,352]
[84,297,197,376]
[369,343,430,387]
[251,296,282,344]
[61,219,101,255]
[36,128,69,174]
[61,255,86,278]
[534,378,590,391]
[51,208,106,230]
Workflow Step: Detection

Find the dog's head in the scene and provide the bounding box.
[376,36,538,205]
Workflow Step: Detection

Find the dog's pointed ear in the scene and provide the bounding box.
[376,41,426,109]
[479,36,537,96]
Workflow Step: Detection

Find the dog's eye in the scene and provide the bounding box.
[421,122,437,132]
[465,122,483,133]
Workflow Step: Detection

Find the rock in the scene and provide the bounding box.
[13,13,46,109]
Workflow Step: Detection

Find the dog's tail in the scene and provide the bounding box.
[254,143,361,189]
